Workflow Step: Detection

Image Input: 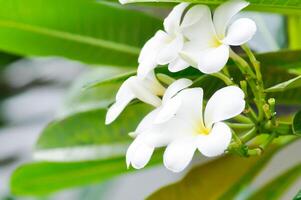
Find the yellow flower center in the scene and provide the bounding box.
[195,122,211,135]
[211,37,223,48]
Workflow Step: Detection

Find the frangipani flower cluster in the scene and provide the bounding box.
[106,0,256,172]
[138,0,256,75]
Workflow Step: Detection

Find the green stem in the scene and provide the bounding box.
[211,72,234,85]
[227,123,254,129]
[230,49,264,122]
[231,130,243,145]
[247,148,262,156]
[242,44,266,122]
[259,132,278,150]
[229,49,256,78]
[241,127,257,143]
[234,115,253,124]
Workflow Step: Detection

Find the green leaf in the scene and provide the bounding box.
[82,70,136,90]
[147,147,281,200]
[35,104,152,160]
[247,164,301,200]
[265,75,301,92]
[10,153,162,195]
[59,67,133,117]
[124,0,301,15]
[293,111,301,136]
[288,16,301,49]
[86,50,301,105]
[0,52,19,68]
[294,190,301,200]
[0,0,162,67]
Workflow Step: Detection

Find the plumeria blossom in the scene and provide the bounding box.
[105,71,166,125]
[126,84,245,172]
[137,3,207,78]
[180,0,257,74]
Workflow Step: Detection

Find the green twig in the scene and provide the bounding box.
[211,72,234,85]
[241,127,257,143]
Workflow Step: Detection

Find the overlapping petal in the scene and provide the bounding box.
[182,5,215,45]
[126,138,154,169]
[156,34,184,65]
[168,57,190,72]
[162,78,193,102]
[164,3,189,34]
[197,45,230,74]
[138,31,168,78]
[223,18,257,46]
[163,137,197,172]
[204,86,245,128]
[213,0,249,39]
[106,72,165,124]
[197,122,232,157]
[105,95,134,125]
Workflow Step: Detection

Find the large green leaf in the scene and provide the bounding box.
[11,153,162,195]
[247,164,301,200]
[123,0,301,15]
[35,104,152,160]
[0,0,162,67]
[147,146,282,200]
[58,67,133,118]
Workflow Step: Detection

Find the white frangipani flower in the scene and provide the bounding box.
[105,71,165,125]
[126,85,245,172]
[180,0,257,74]
[137,3,206,78]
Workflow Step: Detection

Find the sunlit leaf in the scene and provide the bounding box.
[10,153,162,195]
[59,67,133,118]
[0,0,162,67]
[147,143,292,200]
[35,104,152,160]
[122,0,301,15]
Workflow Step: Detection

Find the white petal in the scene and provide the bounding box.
[156,34,184,65]
[204,86,245,128]
[168,88,204,130]
[141,71,166,96]
[154,97,182,124]
[168,57,190,72]
[197,45,230,74]
[181,5,209,28]
[135,108,161,134]
[223,18,257,46]
[106,77,136,124]
[162,78,193,102]
[105,96,134,125]
[128,78,162,107]
[163,137,197,172]
[138,31,167,64]
[164,3,190,34]
[126,139,154,169]
[137,61,157,80]
[197,122,232,157]
[115,77,135,101]
[138,31,168,78]
[213,0,249,39]
[182,5,216,45]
